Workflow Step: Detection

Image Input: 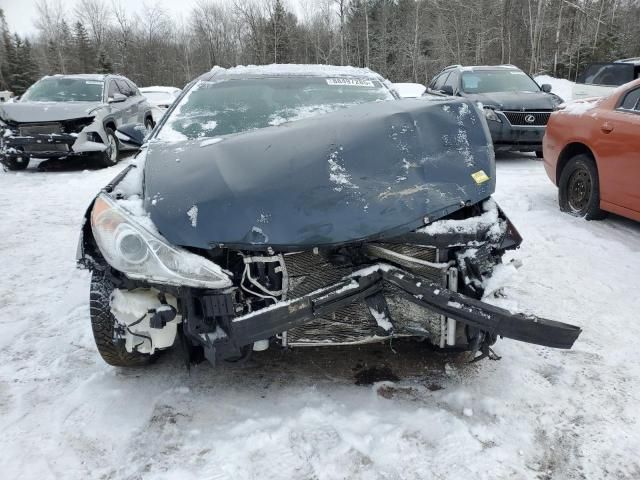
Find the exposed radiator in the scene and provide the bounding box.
[282,245,450,346]
[19,123,63,136]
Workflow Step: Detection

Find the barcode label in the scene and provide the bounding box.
[326,78,375,87]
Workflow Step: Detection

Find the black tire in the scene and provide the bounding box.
[97,127,119,167]
[2,156,29,171]
[144,116,154,132]
[558,154,607,220]
[535,150,544,159]
[90,270,155,367]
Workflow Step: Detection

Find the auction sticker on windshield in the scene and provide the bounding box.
[326,78,375,87]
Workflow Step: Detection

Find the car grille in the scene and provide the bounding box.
[502,111,551,126]
[19,123,63,136]
[282,245,447,346]
[24,143,69,153]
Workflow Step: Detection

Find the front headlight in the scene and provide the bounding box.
[90,193,232,289]
[483,108,501,122]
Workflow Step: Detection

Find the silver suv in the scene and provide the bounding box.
[0,74,154,170]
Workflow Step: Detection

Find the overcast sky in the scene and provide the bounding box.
[1,0,318,37]
[1,0,206,36]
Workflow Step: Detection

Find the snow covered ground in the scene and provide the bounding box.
[1,153,640,479]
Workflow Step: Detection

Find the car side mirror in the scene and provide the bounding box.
[440,85,454,96]
[541,84,552,93]
[108,93,127,103]
[116,123,147,147]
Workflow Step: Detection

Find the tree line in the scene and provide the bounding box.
[1,0,639,95]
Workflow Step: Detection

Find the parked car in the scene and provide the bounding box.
[427,64,563,158]
[139,86,181,122]
[572,58,640,100]
[0,74,154,170]
[392,82,426,98]
[543,79,640,222]
[77,64,580,368]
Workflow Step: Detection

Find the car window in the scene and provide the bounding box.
[443,72,458,91]
[461,70,540,93]
[619,88,640,111]
[21,77,104,102]
[125,80,140,96]
[115,79,133,97]
[107,80,120,99]
[432,73,450,91]
[156,76,395,141]
[578,63,634,86]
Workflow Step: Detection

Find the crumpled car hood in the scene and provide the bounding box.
[466,91,562,109]
[0,101,101,123]
[143,98,495,251]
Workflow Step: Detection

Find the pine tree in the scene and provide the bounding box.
[96,49,113,74]
[265,0,293,63]
[10,35,39,95]
[46,39,63,74]
[0,8,14,90]
[73,21,94,73]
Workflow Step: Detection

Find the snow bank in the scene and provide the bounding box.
[392,83,426,98]
[534,74,574,101]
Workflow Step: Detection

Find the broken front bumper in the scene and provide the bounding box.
[0,129,107,160]
[182,264,581,363]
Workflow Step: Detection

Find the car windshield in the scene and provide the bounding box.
[21,77,104,102]
[577,63,635,86]
[461,71,540,94]
[156,76,394,141]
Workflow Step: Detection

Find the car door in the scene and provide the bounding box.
[125,79,147,123]
[594,86,640,213]
[115,79,137,124]
[105,79,125,126]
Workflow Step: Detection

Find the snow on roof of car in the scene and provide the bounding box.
[206,64,385,80]
[458,65,521,72]
[47,73,108,80]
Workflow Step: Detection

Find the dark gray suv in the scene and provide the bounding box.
[427,65,563,157]
[0,74,154,170]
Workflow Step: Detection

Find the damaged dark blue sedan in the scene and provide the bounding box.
[77,65,580,367]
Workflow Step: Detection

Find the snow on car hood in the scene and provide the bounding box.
[143,98,496,251]
[467,91,562,110]
[0,101,101,123]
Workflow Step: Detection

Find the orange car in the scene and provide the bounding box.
[543,78,640,221]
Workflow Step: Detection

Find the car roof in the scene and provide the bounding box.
[46,73,109,81]
[615,57,640,66]
[197,64,387,82]
[441,64,523,73]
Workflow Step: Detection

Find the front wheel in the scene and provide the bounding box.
[2,156,29,171]
[558,154,607,220]
[144,116,154,133]
[535,150,544,159]
[90,270,155,367]
[97,128,120,168]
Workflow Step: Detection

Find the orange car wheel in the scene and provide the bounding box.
[558,154,607,220]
